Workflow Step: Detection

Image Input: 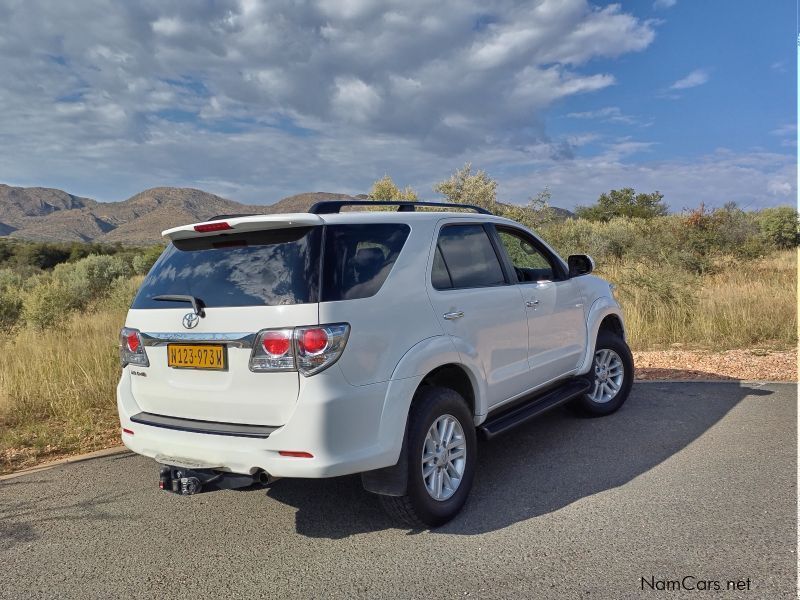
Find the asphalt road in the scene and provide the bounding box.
[1,382,796,599]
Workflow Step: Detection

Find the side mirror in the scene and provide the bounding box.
[568,254,594,277]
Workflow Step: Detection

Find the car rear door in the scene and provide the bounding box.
[426,221,530,408]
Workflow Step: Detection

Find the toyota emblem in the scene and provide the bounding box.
[182,312,200,329]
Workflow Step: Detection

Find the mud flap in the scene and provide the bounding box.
[360,427,409,496]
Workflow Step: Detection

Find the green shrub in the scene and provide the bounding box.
[0,289,23,329]
[21,279,78,330]
[575,188,668,221]
[0,269,24,329]
[52,254,131,306]
[13,243,72,270]
[100,276,143,312]
[757,206,799,249]
[132,246,164,276]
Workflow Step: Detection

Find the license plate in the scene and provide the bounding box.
[167,344,226,370]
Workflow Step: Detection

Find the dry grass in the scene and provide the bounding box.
[0,308,126,473]
[0,251,796,474]
[599,250,797,351]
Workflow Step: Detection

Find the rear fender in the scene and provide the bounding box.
[362,335,486,496]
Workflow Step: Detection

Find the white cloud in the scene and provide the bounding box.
[566,106,638,124]
[331,77,382,123]
[0,1,792,213]
[670,69,709,90]
[770,123,797,136]
[653,0,677,9]
[493,146,796,211]
[767,179,792,196]
[0,0,659,199]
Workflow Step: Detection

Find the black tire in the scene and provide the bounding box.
[379,386,476,528]
[572,331,634,416]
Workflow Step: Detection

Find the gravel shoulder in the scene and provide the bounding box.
[634,348,797,381]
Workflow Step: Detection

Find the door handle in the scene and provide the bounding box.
[443,311,464,320]
[525,300,539,308]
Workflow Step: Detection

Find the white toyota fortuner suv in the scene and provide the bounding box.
[118,200,633,527]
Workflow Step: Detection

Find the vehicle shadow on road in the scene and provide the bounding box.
[265,382,772,538]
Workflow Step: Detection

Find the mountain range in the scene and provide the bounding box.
[0,184,571,244]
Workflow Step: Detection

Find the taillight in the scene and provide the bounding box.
[126,331,140,352]
[262,331,291,356]
[249,323,350,376]
[295,324,349,376]
[119,327,149,368]
[250,328,295,372]
[299,328,328,354]
[194,221,231,233]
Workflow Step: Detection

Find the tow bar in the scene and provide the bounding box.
[158,465,272,495]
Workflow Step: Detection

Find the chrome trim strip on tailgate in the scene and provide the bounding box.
[130,412,278,438]
[140,332,256,348]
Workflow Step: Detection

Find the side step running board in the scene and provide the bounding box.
[478,378,592,440]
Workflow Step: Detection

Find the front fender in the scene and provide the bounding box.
[576,297,626,375]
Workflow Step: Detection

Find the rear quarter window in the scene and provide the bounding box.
[321,224,410,301]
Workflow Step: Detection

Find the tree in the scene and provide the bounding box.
[575,188,668,221]
[526,186,558,226]
[757,206,799,249]
[368,175,418,201]
[434,163,497,210]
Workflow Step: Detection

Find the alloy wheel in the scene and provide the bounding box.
[421,414,467,501]
[589,348,625,404]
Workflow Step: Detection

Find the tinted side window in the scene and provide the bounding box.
[321,224,410,301]
[435,224,505,289]
[497,229,555,282]
[132,227,322,308]
[431,246,452,289]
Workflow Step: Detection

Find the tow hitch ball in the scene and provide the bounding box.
[158,465,268,495]
[160,466,202,495]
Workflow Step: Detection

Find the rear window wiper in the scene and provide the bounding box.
[152,294,206,317]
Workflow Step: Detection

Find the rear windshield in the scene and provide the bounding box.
[132,227,322,309]
[131,223,410,309]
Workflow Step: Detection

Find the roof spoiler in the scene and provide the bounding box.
[162,213,324,241]
[208,213,260,220]
[309,200,491,215]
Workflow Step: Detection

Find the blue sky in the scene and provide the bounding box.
[550,0,794,162]
[0,0,795,210]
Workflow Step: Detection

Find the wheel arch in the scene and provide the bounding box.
[598,313,625,339]
[577,298,628,375]
[363,340,484,496]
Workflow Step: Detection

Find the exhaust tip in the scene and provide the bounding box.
[256,471,272,485]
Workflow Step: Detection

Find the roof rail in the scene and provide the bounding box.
[207,213,259,221]
[308,200,491,215]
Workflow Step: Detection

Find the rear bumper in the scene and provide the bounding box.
[117,367,423,478]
